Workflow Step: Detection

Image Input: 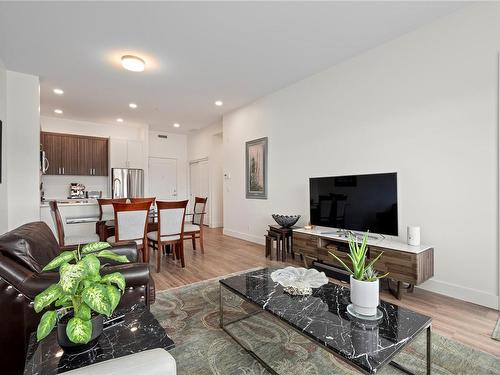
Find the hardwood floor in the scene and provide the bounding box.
[150,227,500,357]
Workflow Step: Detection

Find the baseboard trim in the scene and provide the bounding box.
[223,228,265,245]
[417,278,498,309]
[210,221,224,228]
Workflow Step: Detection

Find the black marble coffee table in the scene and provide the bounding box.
[24,305,174,374]
[219,268,431,375]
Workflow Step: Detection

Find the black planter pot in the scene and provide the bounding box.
[57,313,104,353]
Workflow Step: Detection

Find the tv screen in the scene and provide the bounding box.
[309,172,398,235]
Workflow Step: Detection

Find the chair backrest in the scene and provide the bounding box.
[48,201,65,246]
[113,201,152,242]
[157,200,189,238]
[130,197,156,205]
[97,198,128,221]
[192,197,208,226]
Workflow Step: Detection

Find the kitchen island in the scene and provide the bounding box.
[40,199,100,240]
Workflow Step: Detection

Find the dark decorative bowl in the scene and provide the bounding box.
[272,214,301,228]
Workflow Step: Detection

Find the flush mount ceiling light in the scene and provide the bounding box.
[54,109,63,114]
[53,88,64,95]
[173,123,180,128]
[129,103,138,109]
[116,118,124,123]
[215,100,223,106]
[121,55,145,72]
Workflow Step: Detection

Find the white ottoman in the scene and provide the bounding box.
[64,349,176,375]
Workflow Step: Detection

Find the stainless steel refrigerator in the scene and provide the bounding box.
[111,168,144,198]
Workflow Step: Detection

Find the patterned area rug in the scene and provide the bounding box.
[493,317,500,341]
[151,278,500,375]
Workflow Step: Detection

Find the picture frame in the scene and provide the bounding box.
[245,137,268,199]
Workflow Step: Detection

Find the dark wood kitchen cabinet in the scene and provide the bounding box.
[41,132,109,176]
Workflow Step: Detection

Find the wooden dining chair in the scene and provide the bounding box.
[130,197,156,205]
[96,198,128,241]
[147,200,188,272]
[49,201,99,248]
[183,197,208,253]
[107,201,152,263]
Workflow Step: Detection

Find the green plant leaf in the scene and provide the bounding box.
[96,250,129,263]
[82,284,111,316]
[34,284,63,313]
[42,251,76,271]
[60,263,86,294]
[66,317,92,344]
[36,310,57,341]
[55,295,73,308]
[82,254,100,276]
[101,272,126,291]
[106,284,121,313]
[81,241,111,254]
[75,302,91,320]
[328,252,353,275]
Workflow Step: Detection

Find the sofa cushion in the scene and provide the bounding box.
[0,221,60,273]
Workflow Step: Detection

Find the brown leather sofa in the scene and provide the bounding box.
[0,221,155,375]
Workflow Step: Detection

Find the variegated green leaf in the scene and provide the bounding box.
[42,251,76,271]
[60,263,86,294]
[101,272,126,291]
[81,241,111,254]
[34,284,63,313]
[75,302,91,320]
[82,284,111,316]
[82,254,100,276]
[96,250,129,263]
[66,317,92,344]
[55,295,73,308]
[36,310,57,341]
[106,285,121,313]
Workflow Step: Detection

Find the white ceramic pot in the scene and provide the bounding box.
[350,275,379,316]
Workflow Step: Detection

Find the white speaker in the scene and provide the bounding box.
[407,226,420,246]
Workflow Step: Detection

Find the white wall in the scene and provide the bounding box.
[0,59,7,232]
[41,116,148,197]
[6,71,40,230]
[223,3,500,308]
[149,130,188,200]
[187,122,224,227]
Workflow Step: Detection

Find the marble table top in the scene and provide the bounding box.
[23,305,174,374]
[220,268,431,374]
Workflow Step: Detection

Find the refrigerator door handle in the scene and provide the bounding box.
[113,178,121,198]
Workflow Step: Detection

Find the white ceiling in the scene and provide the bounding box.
[0,1,465,132]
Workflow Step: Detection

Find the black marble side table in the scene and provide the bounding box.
[24,305,174,375]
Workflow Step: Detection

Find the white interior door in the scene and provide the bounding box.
[149,157,177,200]
[189,159,210,226]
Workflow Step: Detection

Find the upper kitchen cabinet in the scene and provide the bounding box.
[109,138,144,169]
[41,132,109,176]
[78,136,108,176]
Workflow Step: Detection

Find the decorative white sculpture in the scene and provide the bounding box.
[271,267,328,295]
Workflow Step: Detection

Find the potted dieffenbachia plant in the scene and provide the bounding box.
[34,242,129,351]
[329,233,388,316]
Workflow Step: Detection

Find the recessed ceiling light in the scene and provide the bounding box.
[121,55,145,72]
[173,123,180,128]
[54,109,63,114]
[215,100,223,106]
[116,118,124,123]
[53,88,64,95]
[129,103,138,109]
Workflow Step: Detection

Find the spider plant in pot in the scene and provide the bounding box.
[329,233,388,316]
[34,242,129,352]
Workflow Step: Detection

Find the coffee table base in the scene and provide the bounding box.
[219,284,431,375]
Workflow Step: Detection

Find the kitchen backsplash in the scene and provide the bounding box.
[41,175,109,199]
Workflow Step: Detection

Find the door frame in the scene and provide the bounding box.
[189,157,210,227]
[148,156,178,200]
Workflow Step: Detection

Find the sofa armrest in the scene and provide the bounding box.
[102,263,151,288]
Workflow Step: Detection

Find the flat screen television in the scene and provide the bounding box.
[309,172,398,235]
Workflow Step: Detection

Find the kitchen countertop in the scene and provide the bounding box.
[40,198,100,207]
